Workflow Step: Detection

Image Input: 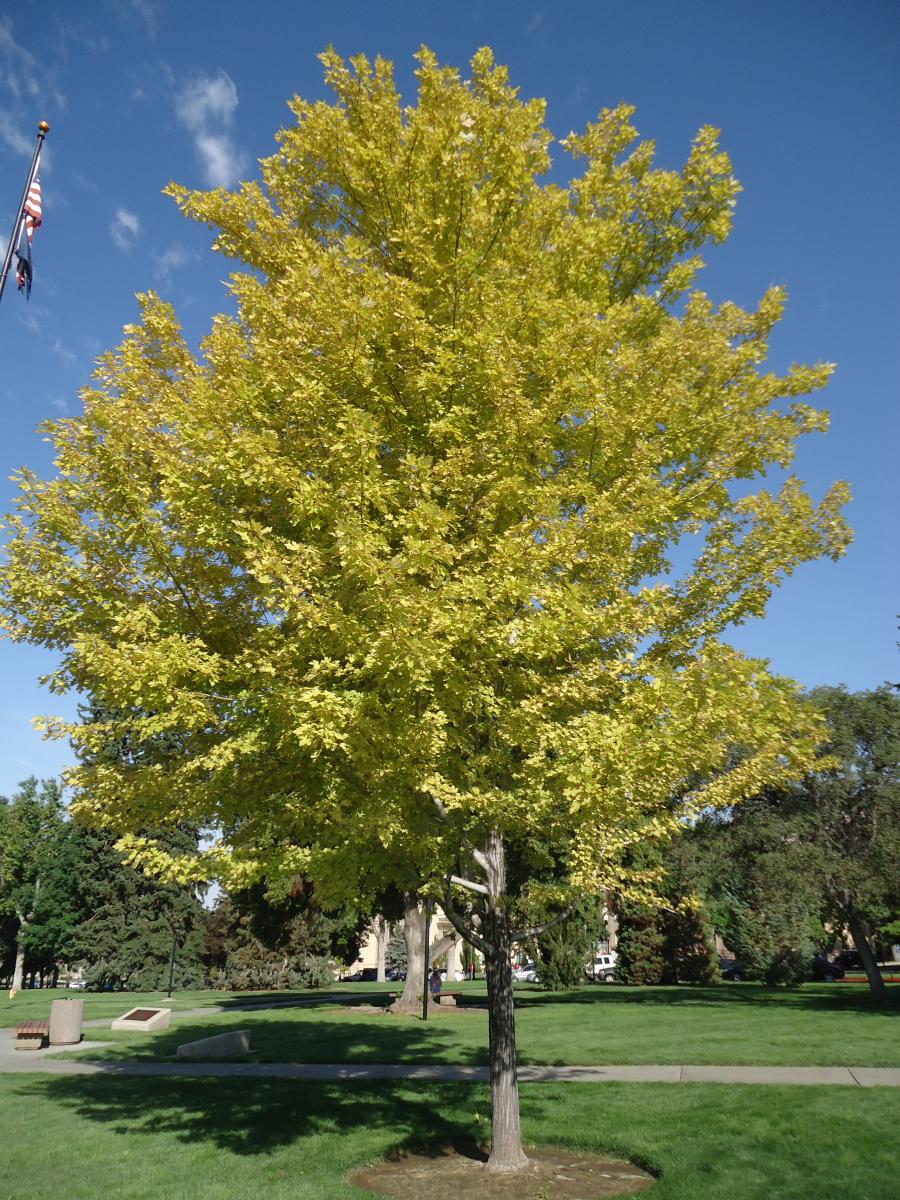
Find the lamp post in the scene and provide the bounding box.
[166,925,177,999]
[422,899,432,1022]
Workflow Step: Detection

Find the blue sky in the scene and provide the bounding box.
[0,0,898,796]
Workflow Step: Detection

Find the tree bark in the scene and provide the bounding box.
[11,942,25,993]
[848,910,886,1004]
[389,892,427,1013]
[375,915,388,983]
[11,909,29,993]
[481,830,528,1173]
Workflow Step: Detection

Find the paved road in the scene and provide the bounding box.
[1,1030,897,1086]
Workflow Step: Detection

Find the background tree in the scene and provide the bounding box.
[70,824,207,991]
[685,791,823,986]
[685,687,900,998]
[203,877,366,989]
[0,778,71,990]
[613,900,667,986]
[524,894,606,990]
[0,49,849,1169]
[14,815,87,987]
[385,922,408,977]
[788,687,900,1001]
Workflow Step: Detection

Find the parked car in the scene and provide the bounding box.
[344,968,378,982]
[385,968,406,982]
[811,953,845,982]
[719,957,746,981]
[836,949,863,971]
[513,962,538,982]
[588,952,618,982]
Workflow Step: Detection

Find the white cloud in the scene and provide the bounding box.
[525,12,544,35]
[193,132,242,188]
[110,207,141,250]
[53,339,77,368]
[0,17,64,110]
[0,16,40,99]
[56,21,111,57]
[176,71,238,132]
[175,70,244,188]
[20,309,42,335]
[125,0,163,39]
[0,107,32,155]
[155,243,199,277]
[49,395,69,413]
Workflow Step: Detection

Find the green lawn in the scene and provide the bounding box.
[0,1074,895,1199]
[37,981,900,1068]
[0,986,332,1027]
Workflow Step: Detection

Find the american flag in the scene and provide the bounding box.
[15,164,42,299]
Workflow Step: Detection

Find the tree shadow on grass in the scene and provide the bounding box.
[209,987,396,1011]
[513,982,900,1016]
[17,1074,497,1159]
[71,1008,489,1066]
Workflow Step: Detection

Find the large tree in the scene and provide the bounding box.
[687,688,900,999]
[69,824,208,991]
[0,778,73,990]
[791,687,900,1001]
[0,49,849,1169]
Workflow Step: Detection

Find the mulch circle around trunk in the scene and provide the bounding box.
[348,1143,655,1198]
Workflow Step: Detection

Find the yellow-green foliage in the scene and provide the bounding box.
[0,49,849,899]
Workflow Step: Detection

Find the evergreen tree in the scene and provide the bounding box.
[386,923,408,976]
[526,895,605,990]
[659,902,720,985]
[614,901,666,985]
[69,824,207,990]
[203,880,366,989]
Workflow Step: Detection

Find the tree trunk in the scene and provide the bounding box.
[375,916,388,983]
[11,908,30,993]
[11,942,25,993]
[848,911,886,1004]
[389,893,427,1013]
[482,830,528,1173]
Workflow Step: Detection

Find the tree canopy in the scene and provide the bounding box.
[0,48,850,1168]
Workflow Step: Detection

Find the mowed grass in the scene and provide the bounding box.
[0,1074,896,1200]
[0,986,338,1027]
[41,981,900,1068]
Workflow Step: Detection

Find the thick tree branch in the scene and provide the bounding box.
[510,901,578,942]
[441,884,488,954]
[450,873,490,896]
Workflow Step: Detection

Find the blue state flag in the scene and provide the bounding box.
[15,220,33,300]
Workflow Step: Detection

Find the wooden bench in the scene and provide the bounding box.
[15,1020,49,1050]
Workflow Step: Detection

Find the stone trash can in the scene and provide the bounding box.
[49,997,85,1046]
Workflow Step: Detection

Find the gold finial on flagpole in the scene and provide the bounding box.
[38,121,50,135]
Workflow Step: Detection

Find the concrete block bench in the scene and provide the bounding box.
[434,990,463,1006]
[387,991,464,1006]
[176,1029,251,1059]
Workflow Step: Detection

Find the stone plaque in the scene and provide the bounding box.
[111,1006,172,1032]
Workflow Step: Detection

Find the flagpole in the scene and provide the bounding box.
[0,121,49,305]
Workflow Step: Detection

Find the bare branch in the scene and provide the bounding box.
[441,887,488,953]
[450,873,490,896]
[472,847,490,875]
[510,902,578,942]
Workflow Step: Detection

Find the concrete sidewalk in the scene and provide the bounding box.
[1,1032,897,1086]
